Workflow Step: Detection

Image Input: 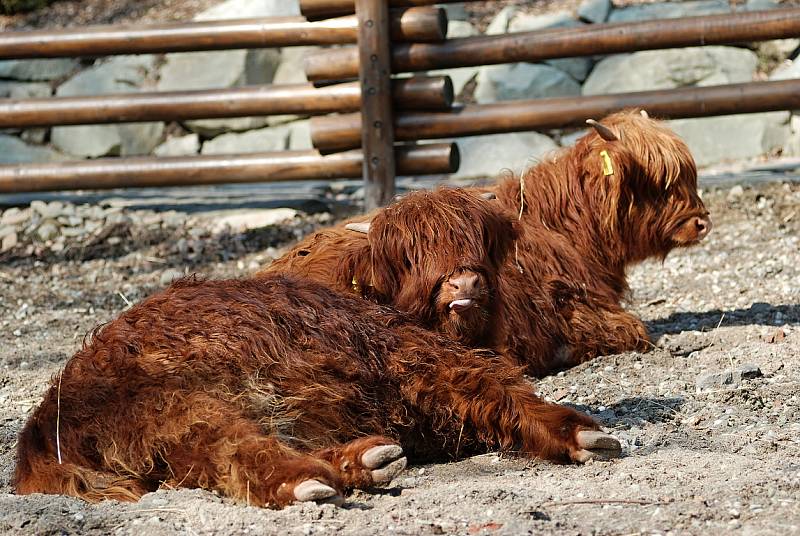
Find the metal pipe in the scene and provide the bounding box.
[0,7,446,59]
[310,79,800,151]
[305,7,800,80]
[0,76,453,128]
[0,143,459,193]
[301,0,468,20]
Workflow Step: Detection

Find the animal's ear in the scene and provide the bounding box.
[586,119,619,142]
[640,109,649,119]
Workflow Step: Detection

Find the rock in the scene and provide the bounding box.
[727,185,745,201]
[443,4,469,21]
[153,134,201,157]
[51,56,163,158]
[696,364,763,390]
[757,39,800,66]
[783,115,800,157]
[159,0,294,136]
[452,132,558,180]
[0,81,51,99]
[583,47,758,95]
[36,222,59,242]
[0,134,68,165]
[211,208,298,233]
[770,58,800,81]
[485,6,516,35]
[475,62,581,103]
[0,58,79,81]
[427,66,479,99]
[507,11,591,81]
[746,0,779,9]
[1,231,17,252]
[577,0,611,23]
[32,200,65,219]
[735,364,763,381]
[608,1,731,23]
[446,20,478,39]
[667,112,791,167]
[201,124,290,155]
[1,207,32,226]
[288,120,313,151]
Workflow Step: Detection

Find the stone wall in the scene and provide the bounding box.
[0,0,798,179]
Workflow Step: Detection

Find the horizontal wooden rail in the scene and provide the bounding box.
[310,79,800,151]
[0,77,453,128]
[301,0,468,20]
[0,143,459,193]
[305,7,800,80]
[0,7,446,60]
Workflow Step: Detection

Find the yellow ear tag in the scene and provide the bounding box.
[600,150,614,176]
[352,277,360,293]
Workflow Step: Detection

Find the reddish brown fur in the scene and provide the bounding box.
[263,188,514,347]
[264,111,710,377]
[14,275,603,508]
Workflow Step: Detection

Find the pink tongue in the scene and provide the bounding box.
[449,298,474,312]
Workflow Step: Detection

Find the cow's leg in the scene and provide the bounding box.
[394,342,621,463]
[115,393,345,507]
[313,435,407,490]
[565,301,651,364]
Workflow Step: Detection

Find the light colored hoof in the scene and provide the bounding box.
[362,445,407,486]
[293,479,342,505]
[574,430,622,463]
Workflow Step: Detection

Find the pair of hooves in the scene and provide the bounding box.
[293,444,407,505]
[573,430,622,462]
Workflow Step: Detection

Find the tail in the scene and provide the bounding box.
[14,409,147,502]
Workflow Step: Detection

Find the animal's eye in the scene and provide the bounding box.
[297,250,310,257]
[403,254,412,270]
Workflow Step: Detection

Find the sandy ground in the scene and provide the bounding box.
[0,179,799,535]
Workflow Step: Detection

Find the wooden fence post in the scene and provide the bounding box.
[356,0,396,210]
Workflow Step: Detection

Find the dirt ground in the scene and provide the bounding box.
[0,178,798,535]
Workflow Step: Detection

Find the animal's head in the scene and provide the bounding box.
[343,187,517,345]
[579,110,711,261]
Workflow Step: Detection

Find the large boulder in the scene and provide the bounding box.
[475,62,581,103]
[50,55,164,158]
[608,0,731,22]
[668,112,791,167]
[583,46,758,95]
[507,11,592,82]
[0,58,79,81]
[577,0,611,23]
[200,124,291,155]
[158,0,299,136]
[153,134,201,157]
[453,132,558,180]
[0,134,67,164]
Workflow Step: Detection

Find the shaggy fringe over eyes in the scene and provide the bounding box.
[355,187,519,321]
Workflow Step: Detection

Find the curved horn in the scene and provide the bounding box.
[479,191,497,200]
[345,222,371,234]
[586,119,619,142]
[640,109,649,118]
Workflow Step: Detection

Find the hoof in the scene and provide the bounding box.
[573,430,622,463]
[293,479,343,505]
[361,445,407,486]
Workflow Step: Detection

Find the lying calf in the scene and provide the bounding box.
[14,274,620,508]
[265,111,712,377]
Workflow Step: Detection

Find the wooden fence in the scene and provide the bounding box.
[1,0,799,209]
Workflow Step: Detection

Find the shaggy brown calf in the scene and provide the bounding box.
[14,275,620,508]
[263,188,512,348]
[264,111,711,377]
